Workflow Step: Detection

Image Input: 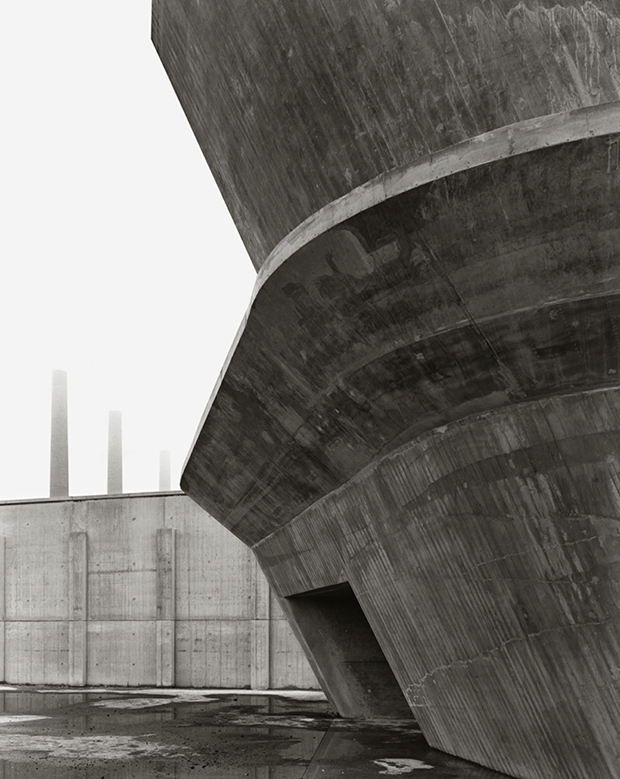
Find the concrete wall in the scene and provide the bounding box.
[0,493,317,689]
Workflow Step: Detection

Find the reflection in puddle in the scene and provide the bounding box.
[375,758,433,774]
[0,688,513,778]
[230,713,325,728]
[0,691,87,713]
[91,695,218,709]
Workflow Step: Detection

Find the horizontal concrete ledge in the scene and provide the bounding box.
[183,102,620,475]
[0,491,186,508]
[257,102,620,290]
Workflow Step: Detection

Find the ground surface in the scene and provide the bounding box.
[0,686,511,777]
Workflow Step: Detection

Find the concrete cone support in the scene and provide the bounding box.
[154,3,620,778]
[107,411,123,495]
[49,370,69,498]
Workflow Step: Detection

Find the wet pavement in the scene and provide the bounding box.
[0,686,512,777]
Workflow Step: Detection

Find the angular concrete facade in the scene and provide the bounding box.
[153,3,620,778]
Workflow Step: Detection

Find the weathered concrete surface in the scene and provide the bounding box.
[183,135,620,543]
[178,133,620,778]
[0,494,317,689]
[153,0,620,268]
[256,387,620,776]
[154,1,620,778]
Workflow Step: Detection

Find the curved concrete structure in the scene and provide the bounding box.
[153,3,620,777]
[153,0,620,268]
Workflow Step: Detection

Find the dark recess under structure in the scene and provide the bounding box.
[283,584,411,720]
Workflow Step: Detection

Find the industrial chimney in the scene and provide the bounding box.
[107,410,123,494]
[159,450,171,491]
[50,369,69,497]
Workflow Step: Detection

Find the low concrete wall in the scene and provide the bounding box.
[0,493,317,689]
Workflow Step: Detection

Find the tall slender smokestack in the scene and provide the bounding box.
[159,450,171,491]
[107,410,123,494]
[50,370,69,497]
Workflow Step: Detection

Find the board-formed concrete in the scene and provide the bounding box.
[153,2,620,778]
[0,493,317,690]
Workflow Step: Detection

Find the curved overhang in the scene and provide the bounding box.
[182,103,620,545]
[257,102,620,289]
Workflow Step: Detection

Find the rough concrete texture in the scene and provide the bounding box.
[153,0,620,268]
[179,135,620,776]
[183,136,620,540]
[0,494,317,690]
[0,686,513,777]
[153,1,620,778]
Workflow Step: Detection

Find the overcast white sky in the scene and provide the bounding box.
[0,1,255,500]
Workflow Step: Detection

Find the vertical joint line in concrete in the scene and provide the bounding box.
[251,555,271,690]
[69,531,88,686]
[156,527,176,687]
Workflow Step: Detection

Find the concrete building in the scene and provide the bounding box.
[0,492,317,689]
[153,3,620,779]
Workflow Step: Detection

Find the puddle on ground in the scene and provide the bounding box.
[91,695,220,709]
[375,758,434,774]
[0,733,179,761]
[0,688,513,777]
